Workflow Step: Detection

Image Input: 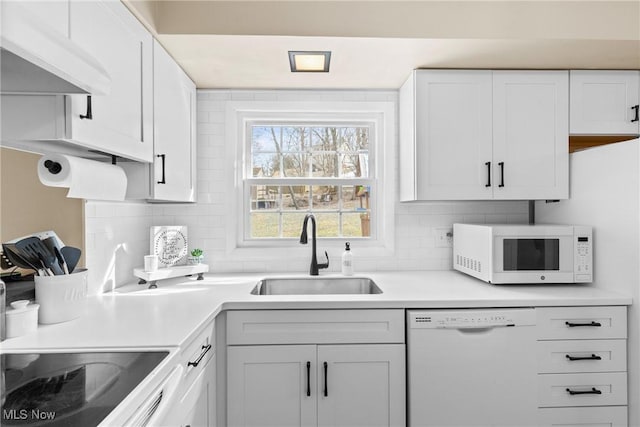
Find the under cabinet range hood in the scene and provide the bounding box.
[0,2,110,95]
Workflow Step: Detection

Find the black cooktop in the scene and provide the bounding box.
[1,351,168,426]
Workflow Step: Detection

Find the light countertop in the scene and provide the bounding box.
[0,270,632,351]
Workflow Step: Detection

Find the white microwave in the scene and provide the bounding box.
[453,223,593,284]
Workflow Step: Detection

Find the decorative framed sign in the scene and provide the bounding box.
[150,226,188,267]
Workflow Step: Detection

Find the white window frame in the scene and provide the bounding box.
[225,100,395,259]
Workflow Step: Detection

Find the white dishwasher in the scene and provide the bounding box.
[407,308,538,427]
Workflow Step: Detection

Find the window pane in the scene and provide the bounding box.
[283,153,309,177]
[250,185,280,211]
[252,152,279,177]
[341,185,370,211]
[282,185,310,210]
[282,212,308,237]
[312,186,339,210]
[339,152,368,178]
[251,126,279,152]
[315,213,339,237]
[311,152,338,177]
[343,212,371,237]
[250,213,279,238]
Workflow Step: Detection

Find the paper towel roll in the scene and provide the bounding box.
[37,154,127,201]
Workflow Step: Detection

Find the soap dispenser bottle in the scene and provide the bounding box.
[341,242,354,276]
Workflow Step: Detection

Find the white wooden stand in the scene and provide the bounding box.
[133,264,209,288]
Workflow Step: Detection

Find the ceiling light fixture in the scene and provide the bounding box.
[288,51,331,73]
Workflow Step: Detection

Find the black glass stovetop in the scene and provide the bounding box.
[1,351,168,426]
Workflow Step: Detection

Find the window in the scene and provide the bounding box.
[246,123,374,239]
[228,100,395,255]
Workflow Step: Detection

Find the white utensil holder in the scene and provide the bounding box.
[35,268,88,324]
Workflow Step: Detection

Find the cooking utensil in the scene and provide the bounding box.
[60,246,82,273]
[2,243,39,272]
[54,247,69,274]
[15,237,60,276]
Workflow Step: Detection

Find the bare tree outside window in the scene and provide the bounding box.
[248,124,373,239]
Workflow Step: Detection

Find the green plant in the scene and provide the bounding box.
[190,248,203,257]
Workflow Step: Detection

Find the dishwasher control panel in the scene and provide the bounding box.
[409,309,536,329]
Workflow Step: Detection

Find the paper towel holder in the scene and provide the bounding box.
[44,160,62,174]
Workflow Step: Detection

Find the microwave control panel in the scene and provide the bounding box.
[574,226,593,282]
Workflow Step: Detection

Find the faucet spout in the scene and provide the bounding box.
[299,214,329,276]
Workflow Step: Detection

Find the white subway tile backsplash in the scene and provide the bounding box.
[87,89,533,290]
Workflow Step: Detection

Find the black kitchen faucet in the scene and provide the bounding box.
[299,214,329,276]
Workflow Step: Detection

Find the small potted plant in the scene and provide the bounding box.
[188,248,204,265]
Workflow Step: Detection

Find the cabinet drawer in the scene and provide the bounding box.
[226,309,404,345]
[538,372,627,408]
[538,406,627,427]
[537,340,627,374]
[536,307,626,340]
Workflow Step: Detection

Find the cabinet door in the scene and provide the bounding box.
[317,344,405,427]
[67,0,153,162]
[570,70,640,135]
[227,345,317,427]
[413,70,493,200]
[179,357,215,427]
[153,40,196,201]
[492,71,569,200]
[15,1,69,37]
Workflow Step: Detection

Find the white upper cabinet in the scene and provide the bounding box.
[152,40,196,202]
[400,69,569,201]
[15,1,70,37]
[399,70,493,201]
[66,0,153,162]
[122,40,197,202]
[570,71,640,135]
[493,71,569,200]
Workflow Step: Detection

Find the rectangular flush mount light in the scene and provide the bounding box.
[288,51,331,72]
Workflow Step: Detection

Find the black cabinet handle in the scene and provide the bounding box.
[566,354,602,361]
[306,361,311,397]
[157,154,166,184]
[498,162,505,187]
[632,105,639,122]
[485,162,491,187]
[566,387,602,396]
[187,344,211,367]
[79,95,93,120]
[323,361,328,397]
[565,321,602,327]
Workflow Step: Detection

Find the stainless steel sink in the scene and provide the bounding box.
[250,277,383,295]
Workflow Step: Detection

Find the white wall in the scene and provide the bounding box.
[85,89,529,289]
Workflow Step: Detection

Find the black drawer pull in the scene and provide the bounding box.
[323,361,328,397]
[80,95,93,120]
[306,361,311,397]
[566,354,602,361]
[157,154,166,184]
[565,321,602,327]
[187,344,211,367]
[498,162,505,187]
[566,387,602,396]
[632,105,639,123]
[485,162,491,187]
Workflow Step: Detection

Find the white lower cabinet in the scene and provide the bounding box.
[179,354,216,427]
[165,319,216,427]
[227,344,404,427]
[226,309,405,427]
[536,306,628,427]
